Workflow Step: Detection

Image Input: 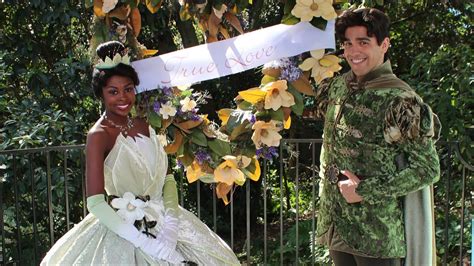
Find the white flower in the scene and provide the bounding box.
[157,134,168,146]
[111,192,146,224]
[102,0,119,13]
[180,97,197,112]
[262,80,295,111]
[299,49,342,84]
[291,0,337,22]
[251,120,283,148]
[159,101,177,119]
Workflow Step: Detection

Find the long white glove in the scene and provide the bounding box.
[87,194,184,263]
[154,174,182,261]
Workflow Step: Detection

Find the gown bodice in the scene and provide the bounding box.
[104,127,168,200]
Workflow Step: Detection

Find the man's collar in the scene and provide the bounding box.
[347,60,393,84]
[344,60,412,91]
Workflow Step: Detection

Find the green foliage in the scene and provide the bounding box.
[401,44,473,158]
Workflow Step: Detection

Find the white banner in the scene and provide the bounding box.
[133,21,335,92]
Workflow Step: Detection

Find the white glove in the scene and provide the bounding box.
[87,194,184,264]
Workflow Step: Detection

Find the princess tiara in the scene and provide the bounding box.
[95,53,131,69]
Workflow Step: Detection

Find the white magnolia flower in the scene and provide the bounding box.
[102,0,119,13]
[157,134,168,146]
[251,120,283,148]
[180,97,197,112]
[111,192,146,224]
[159,101,177,119]
[291,0,337,22]
[262,80,295,111]
[299,49,342,84]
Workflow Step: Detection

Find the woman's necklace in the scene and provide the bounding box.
[103,113,134,136]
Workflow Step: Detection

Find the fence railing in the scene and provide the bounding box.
[0,140,472,265]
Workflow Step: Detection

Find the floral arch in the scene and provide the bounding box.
[88,0,346,204]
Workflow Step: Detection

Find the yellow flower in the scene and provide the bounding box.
[201,114,211,126]
[251,120,282,148]
[291,0,337,22]
[186,160,207,183]
[261,80,295,111]
[214,155,250,186]
[216,182,233,205]
[238,88,267,104]
[299,49,342,84]
[217,108,233,126]
[246,156,261,181]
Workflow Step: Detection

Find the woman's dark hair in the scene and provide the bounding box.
[91,41,139,98]
[335,8,390,45]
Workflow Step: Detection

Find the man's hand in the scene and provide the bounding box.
[338,170,363,203]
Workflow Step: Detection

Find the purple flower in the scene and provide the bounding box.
[280,66,302,82]
[256,146,279,161]
[162,87,173,96]
[267,146,279,158]
[190,113,201,121]
[195,150,211,165]
[249,114,256,124]
[176,159,184,169]
[153,101,161,113]
[176,108,184,116]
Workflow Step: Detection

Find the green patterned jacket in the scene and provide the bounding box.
[315,60,441,258]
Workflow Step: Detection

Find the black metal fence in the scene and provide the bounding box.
[0,140,472,265]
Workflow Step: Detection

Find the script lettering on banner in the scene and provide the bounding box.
[133,21,335,92]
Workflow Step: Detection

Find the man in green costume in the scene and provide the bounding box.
[315,8,440,266]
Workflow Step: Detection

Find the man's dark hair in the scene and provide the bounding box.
[335,8,390,45]
[91,41,139,98]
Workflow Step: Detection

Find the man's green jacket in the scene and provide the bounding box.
[316,60,441,258]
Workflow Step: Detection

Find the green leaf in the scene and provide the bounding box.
[148,112,162,128]
[199,174,217,183]
[84,0,94,8]
[129,1,137,8]
[255,110,271,121]
[229,122,250,141]
[309,17,327,31]
[181,90,192,97]
[246,160,256,174]
[269,109,284,121]
[208,139,232,157]
[237,100,254,110]
[283,0,296,15]
[177,137,185,156]
[281,14,300,25]
[287,85,304,115]
[190,130,207,146]
[226,110,253,137]
[180,146,194,166]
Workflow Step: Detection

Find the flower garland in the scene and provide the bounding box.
[88,0,347,204]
